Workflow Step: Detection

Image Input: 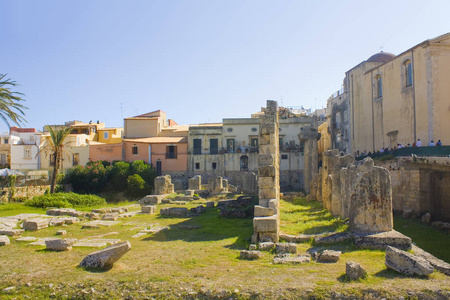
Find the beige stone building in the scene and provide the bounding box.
[325,33,450,154]
[188,107,314,191]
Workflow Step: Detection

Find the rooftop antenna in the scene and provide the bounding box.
[380,46,384,52]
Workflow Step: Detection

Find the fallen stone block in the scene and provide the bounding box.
[102,213,119,221]
[160,207,188,217]
[259,242,275,251]
[73,241,107,248]
[273,254,310,264]
[132,232,147,238]
[141,205,156,214]
[0,229,23,236]
[85,212,101,220]
[161,199,172,204]
[46,208,81,217]
[56,230,67,236]
[346,261,367,280]
[240,250,262,260]
[412,245,450,276]
[23,219,49,231]
[0,235,10,246]
[249,244,257,250]
[276,243,297,254]
[46,239,73,251]
[185,190,194,197]
[82,224,101,229]
[385,246,433,276]
[16,236,38,242]
[193,205,206,214]
[421,213,431,224]
[49,218,65,226]
[62,217,79,225]
[318,250,341,263]
[354,230,412,250]
[280,233,315,243]
[111,208,124,214]
[432,221,450,231]
[315,232,354,245]
[206,201,215,208]
[79,241,131,269]
[139,195,163,206]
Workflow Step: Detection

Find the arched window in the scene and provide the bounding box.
[240,155,248,171]
[404,60,412,87]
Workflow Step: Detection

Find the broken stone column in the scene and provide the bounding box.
[330,154,355,217]
[243,172,258,194]
[154,175,174,195]
[299,125,319,193]
[188,175,201,191]
[253,100,280,243]
[208,176,223,194]
[321,149,340,211]
[349,158,393,233]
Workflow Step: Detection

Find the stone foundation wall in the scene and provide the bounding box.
[1,185,50,202]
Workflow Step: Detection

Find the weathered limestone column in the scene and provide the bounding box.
[299,126,319,193]
[188,175,201,191]
[330,154,355,217]
[253,100,280,243]
[349,158,393,233]
[154,175,174,195]
[321,149,340,211]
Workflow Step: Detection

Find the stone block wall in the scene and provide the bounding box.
[154,175,174,195]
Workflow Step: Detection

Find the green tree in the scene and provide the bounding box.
[37,126,73,193]
[0,74,27,127]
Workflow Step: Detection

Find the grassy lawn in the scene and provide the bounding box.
[0,197,449,299]
[394,216,450,263]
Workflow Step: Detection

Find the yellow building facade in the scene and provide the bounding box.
[326,33,450,154]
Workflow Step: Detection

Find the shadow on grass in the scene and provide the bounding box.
[78,265,113,273]
[142,209,252,249]
[373,268,428,280]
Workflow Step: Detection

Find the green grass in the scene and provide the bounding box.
[0,197,449,299]
[394,216,450,263]
[280,198,348,235]
[0,202,46,217]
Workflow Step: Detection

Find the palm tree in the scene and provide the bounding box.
[37,126,73,193]
[0,74,27,127]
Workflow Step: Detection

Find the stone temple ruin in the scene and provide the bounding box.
[309,149,394,233]
[252,100,280,243]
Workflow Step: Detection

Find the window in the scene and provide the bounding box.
[405,60,412,87]
[73,153,79,166]
[3,139,8,144]
[279,137,283,151]
[166,145,177,159]
[281,154,288,160]
[227,128,233,132]
[226,139,235,153]
[376,75,382,98]
[24,149,31,159]
[250,138,258,147]
[210,139,218,154]
[132,145,138,155]
[212,162,217,169]
[195,162,200,170]
[193,139,202,154]
[240,155,248,171]
[104,132,109,139]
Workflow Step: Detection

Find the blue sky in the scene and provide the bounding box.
[1,0,449,132]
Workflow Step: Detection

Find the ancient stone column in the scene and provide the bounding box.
[253,100,280,243]
[154,175,174,195]
[188,175,201,191]
[349,158,393,233]
[299,126,319,193]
